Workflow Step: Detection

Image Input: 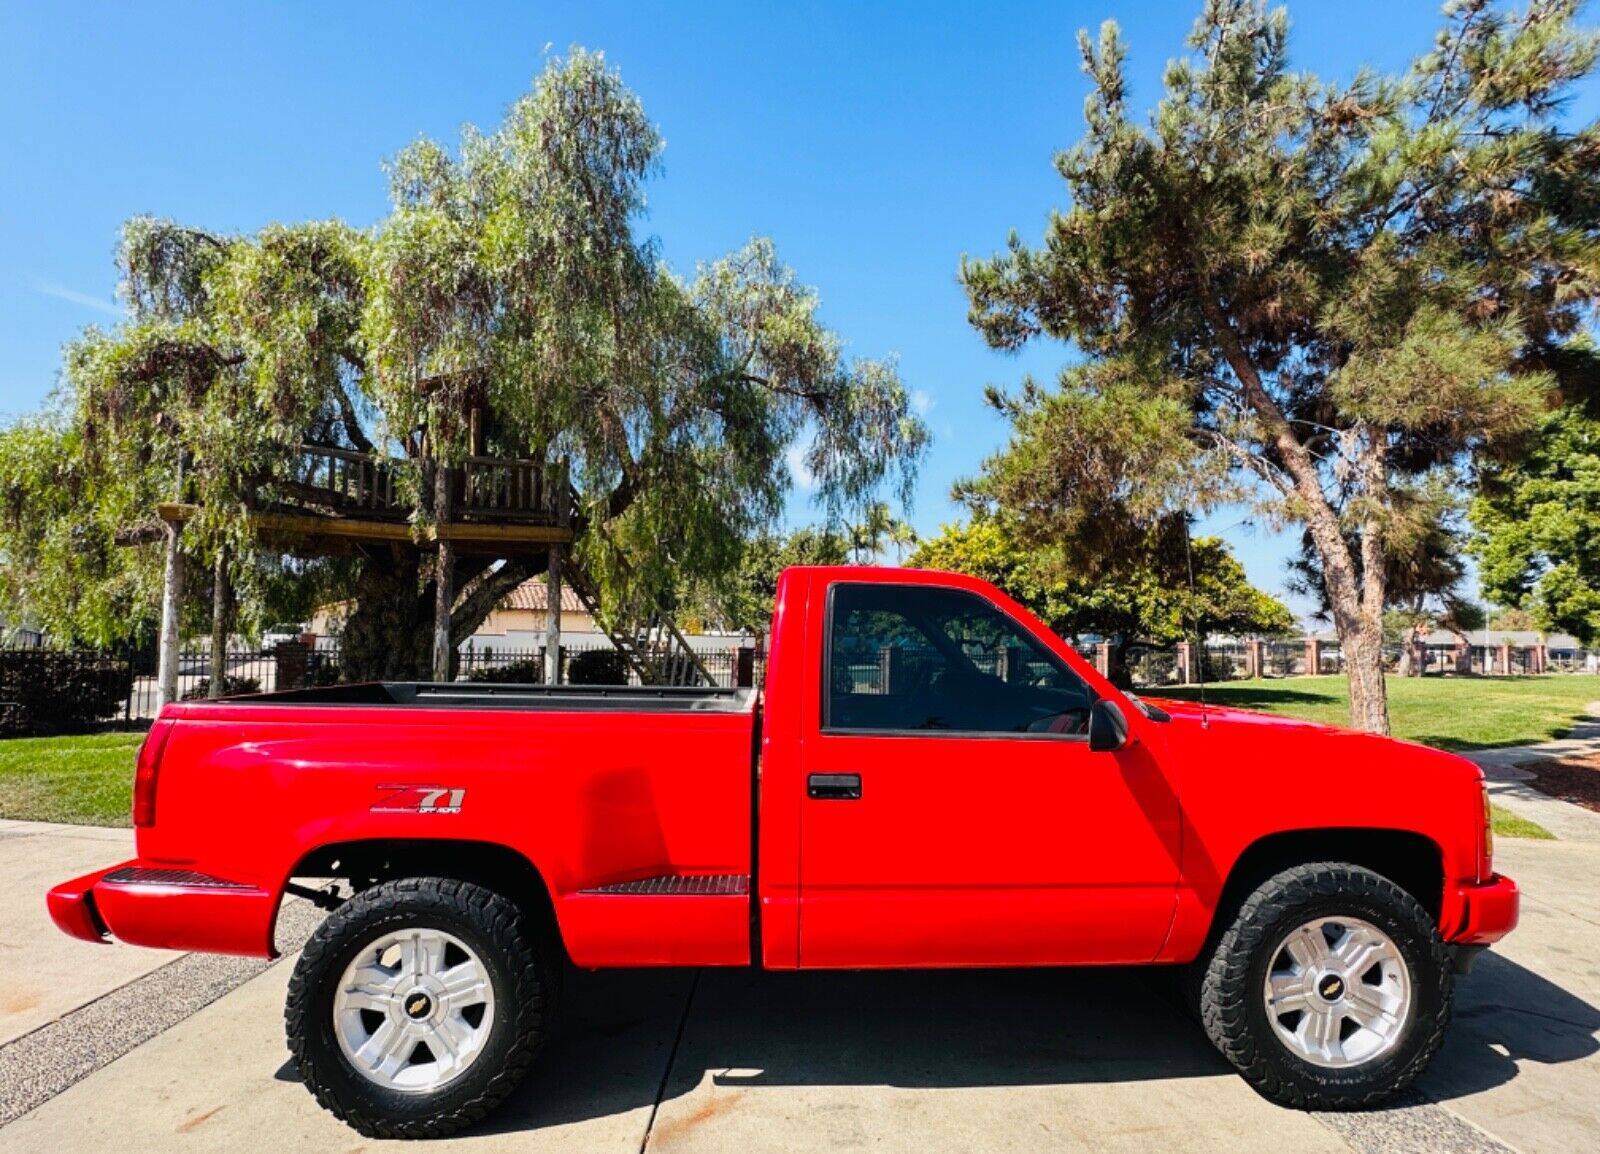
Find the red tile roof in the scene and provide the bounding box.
[500,578,586,614]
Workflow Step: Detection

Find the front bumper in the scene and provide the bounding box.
[47,860,280,958]
[1441,872,1520,946]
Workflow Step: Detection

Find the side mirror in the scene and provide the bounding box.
[1088,699,1130,752]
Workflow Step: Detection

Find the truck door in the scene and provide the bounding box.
[797,579,1181,968]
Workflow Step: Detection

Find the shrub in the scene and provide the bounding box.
[567,648,630,685]
[0,649,133,736]
[181,675,262,700]
[308,657,342,686]
[466,657,543,683]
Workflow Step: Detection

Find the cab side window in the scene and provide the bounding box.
[824,583,1093,736]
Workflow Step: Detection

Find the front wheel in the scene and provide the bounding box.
[1196,862,1452,1109]
[285,876,556,1138]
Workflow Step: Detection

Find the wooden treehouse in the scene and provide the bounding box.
[147,441,710,704]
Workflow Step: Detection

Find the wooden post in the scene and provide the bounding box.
[207,546,229,699]
[544,544,563,686]
[156,519,184,709]
[544,464,569,686]
[432,462,454,682]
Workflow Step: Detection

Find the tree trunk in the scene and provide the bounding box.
[1201,303,1393,735]
[1340,614,1391,735]
[340,549,432,682]
[207,547,230,699]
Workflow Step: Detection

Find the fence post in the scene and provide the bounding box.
[1496,642,1511,676]
[1305,638,1322,676]
[1245,639,1264,680]
[1175,641,1192,685]
[735,646,755,688]
[1094,642,1111,678]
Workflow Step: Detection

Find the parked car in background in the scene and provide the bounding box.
[49,566,1517,1138]
[259,623,307,654]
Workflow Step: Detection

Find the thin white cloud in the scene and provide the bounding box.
[785,442,817,491]
[30,279,122,318]
[911,388,934,416]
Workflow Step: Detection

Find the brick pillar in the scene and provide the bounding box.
[1176,641,1192,685]
[1497,642,1511,675]
[274,641,309,692]
[1245,639,1264,680]
[1093,642,1111,677]
[1534,645,1547,674]
[1454,643,1471,675]
[1305,638,1322,676]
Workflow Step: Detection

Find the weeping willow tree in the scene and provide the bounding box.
[0,51,928,679]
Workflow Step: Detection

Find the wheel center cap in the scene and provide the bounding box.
[403,991,434,1020]
[1317,973,1346,1002]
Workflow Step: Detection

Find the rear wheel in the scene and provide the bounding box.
[286,876,555,1138]
[1196,862,1451,1109]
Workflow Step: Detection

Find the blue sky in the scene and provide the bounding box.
[3,1,1596,622]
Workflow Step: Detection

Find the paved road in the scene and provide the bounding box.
[1,831,1594,1153]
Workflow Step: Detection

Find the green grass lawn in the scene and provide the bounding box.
[1492,805,1555,840]
[0,731,142,827]
[1154,674,1600,752]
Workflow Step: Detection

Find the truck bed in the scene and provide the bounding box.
[214,680,757,713]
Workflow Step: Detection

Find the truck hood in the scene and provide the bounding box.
[1138,695,1484,782]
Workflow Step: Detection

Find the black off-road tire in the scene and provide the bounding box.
[1196,862,1452,1109]
[285,876,556,1139]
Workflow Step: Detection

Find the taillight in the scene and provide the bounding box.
[133,720,175,828]
[1480,783,1494,882]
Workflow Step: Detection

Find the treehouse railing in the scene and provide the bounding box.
[290,444,403,514]
[286,444,558,523]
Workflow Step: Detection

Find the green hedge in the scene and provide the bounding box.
[0,649,132,736]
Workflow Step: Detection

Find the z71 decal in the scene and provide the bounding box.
[371,785,466,815]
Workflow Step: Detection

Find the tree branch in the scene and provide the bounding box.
[334,386,375,454]
[448,555,547,645]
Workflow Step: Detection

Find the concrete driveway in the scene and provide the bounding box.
[1,835,1595,1153]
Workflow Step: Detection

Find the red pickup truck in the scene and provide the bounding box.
[48,565,1517,1138]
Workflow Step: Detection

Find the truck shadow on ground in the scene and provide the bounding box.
[422,949,1595,1133]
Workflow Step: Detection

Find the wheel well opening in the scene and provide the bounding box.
[288,838,563,957]
[1211,828,1444,939]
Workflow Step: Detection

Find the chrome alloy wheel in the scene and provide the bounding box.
[1262,915,1412,1069]
[333,928,496,1093]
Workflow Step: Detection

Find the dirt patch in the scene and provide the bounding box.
[1520,754,1600,813]
[0,989,41,1015]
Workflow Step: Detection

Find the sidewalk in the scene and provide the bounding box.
[0,821,168,1046]
[1461,702,1600,843]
